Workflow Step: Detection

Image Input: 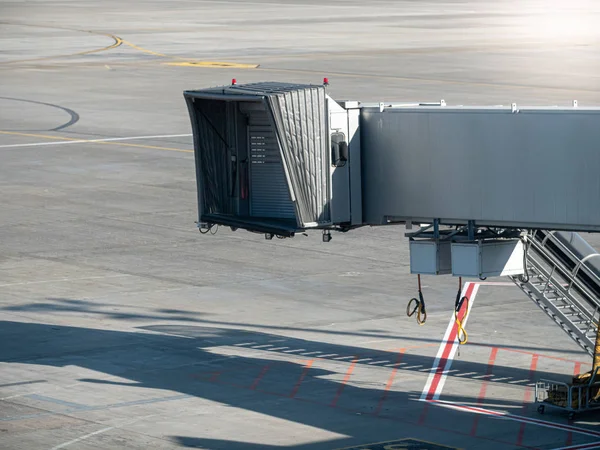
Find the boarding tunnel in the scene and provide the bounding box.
[185,81,600,236]
[183,82,362,238]
[185,81,600,275]
[184,80,600,268]
[184,80,600,275]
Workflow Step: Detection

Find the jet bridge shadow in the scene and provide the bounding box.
[1,296,588,356]
[1,319,593,449]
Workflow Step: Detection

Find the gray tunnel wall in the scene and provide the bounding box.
[359,106,600,232]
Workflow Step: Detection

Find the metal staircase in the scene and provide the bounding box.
[511,230,600,357]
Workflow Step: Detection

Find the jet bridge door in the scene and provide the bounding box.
[247,109,296,219]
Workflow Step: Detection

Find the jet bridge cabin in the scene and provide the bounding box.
[183,82,362,237]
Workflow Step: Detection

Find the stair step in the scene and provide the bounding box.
[572,319,590,325]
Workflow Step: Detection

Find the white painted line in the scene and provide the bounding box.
[51,426,114,449]
[142,330,195,340]
[0,274,131,288]
[428,399,600,439]
[551,442,600,450]
[472,374,494,379]
[0,134,192,149]
[421,282,480,401]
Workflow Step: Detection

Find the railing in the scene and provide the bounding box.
[510,230,600,356]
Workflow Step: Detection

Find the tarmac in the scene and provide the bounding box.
[1,1,600,449]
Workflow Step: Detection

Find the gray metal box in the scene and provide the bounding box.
[451,239,524,278]
[409,240,452,275]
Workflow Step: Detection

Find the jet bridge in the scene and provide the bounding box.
[183,80,600,367]
[183,81,362,238]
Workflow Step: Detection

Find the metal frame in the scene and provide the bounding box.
[405,222,523,242]
[535,367,600,419]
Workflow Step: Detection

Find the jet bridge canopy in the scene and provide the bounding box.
[184,82,331,236]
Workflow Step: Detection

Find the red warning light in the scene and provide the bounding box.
[323,77,329,85]
[232,78,237,85]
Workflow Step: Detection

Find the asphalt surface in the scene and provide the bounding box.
[1,1,600,449]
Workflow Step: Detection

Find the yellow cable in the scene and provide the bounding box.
[455,299,468,345]
[417,303,427,325]
[407,297,427,326]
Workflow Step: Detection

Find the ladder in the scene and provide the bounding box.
[511,230,600,357]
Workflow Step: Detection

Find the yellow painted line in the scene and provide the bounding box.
[164,61,259,69]
[101,141,192,153]
[0,131,192,153]
[115,40,260,68]
[0,21,257,70]
[120,40,168,57]
[1,34,122,65]
[0,131,71,141]
[120,41,259,68]
[120,40,259,68]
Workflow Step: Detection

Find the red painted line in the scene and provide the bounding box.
[330,357,358,407]
[565,362,584,447]
[517,354,539,446]
[190,370,223,383]
[374,348,406,416]
[430,400,600,439]
[499,347,591,365]
[379,409,539,450]
[250,364,270,390]
[289,360,314,398]
[574,362,582,377]
[193,373,543,449]
[425,282,476,401]
[470,347,499,436]
[418,402,430,425]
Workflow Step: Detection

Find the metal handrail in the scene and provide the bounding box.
[526,251,597,321]
[533,231,600,298]
[528,234,600,313]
